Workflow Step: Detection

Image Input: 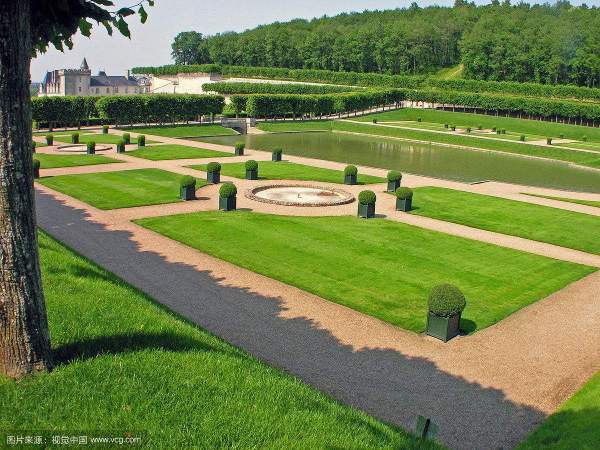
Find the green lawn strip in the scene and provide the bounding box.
[127,144,232,161]
[516,371,600,450]
[257,120,333,133]
[0,231,437,449]
[39,168,205,210]
[333,121,600,169]
[521,193,600,209]
[136,212,593,333]
[409,187,600,255]
[561,141,600,152]
[121,124,238,138]
[35,153,121,169]
[54,133,145,145]
[189,161,385,184]
[357,108,600,142]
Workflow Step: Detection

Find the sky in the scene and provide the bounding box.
[31,0,597,82]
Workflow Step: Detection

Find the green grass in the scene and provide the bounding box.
[189,161,385,184]
[54,133,145,145]
[34,153,121,169]
[258,120,333,133]
[333,121,600,169]
[122,124,238,138]
[126,144,232,161]
[517,371,600,450]
[561,141,600,152]
[409,187,600,255]
[0,231,438,449]
[39,169,205,210]
[434,64,464,80]
[522,193,600,209]
[136,212,593,333]
[357,108,600,142]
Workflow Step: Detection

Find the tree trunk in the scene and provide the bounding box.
[0,0,53,378]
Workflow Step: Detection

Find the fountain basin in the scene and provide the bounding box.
[246,184,355,207]
[56,144,112,153]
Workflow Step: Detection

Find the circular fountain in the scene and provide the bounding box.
[246,184,354,207]
[56,144,112,153]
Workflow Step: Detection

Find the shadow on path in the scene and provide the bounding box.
[36,190,546,450]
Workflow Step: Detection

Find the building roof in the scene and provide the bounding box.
[81,58,89,71]
[90,75,140,87]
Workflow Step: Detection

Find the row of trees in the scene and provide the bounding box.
[32,96,98,128]
[170,2,600,87]
[204,81,358,95]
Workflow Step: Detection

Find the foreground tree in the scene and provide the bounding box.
[0,0,152,379]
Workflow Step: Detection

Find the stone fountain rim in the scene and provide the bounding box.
[245,184,355,207]
[55,143,113,153]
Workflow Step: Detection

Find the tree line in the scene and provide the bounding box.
[170,1,600,87]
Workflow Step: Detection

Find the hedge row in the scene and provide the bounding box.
[95,94,224,125]
[203,81,359,95]
[32,96,99,127]
[132,64,600,103]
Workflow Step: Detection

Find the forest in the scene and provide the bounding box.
[170,1,600,87]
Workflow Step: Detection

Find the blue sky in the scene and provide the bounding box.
[31,0,597,81]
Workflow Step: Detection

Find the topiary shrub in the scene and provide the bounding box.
[477,124,483,130]
[559,133,564,139]
[180,175,196,188]
[138,135,146,147]
[417,117,422,122]
[219,182,237,198]
[102,125,109,134]
[45,134,53,145]
[122,133,131,145]
[86,141,96,154]
[444,123,448,129]
[466,127,471,133]
[582,136,588,142]
[358,190,376,205]
[71,132,79,144]
[395,187,413,200]
[116,140,125,153]
[547,137,552,145]
[344,165,358,176]
[206,162,221,173]
[492,126,497,132]
[372,118,378,124]
[501,129,506,134]
[387,170,402,182]
[519,135,526,142]
[272,148,283,161]
[428,284,466,318]
[450,125,456,131]
[245,160,258,171]
[32,158,40,178]
[234,142,245,155]
[496,129,501,134]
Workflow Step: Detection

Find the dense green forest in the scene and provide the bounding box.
[171,1,600,87]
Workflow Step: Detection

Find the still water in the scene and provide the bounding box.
[198,131,600,193]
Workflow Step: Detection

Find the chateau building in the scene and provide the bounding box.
[39,58,147,96]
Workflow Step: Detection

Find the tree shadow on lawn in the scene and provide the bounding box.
[36,189,548,450]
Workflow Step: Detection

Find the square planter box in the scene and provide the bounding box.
[344,174,357,185]
[219,196,236,211]
[33,168,40,179]
[357,203,375,219]
[87,148,95,155]
[426,312,461,342]
[272,152,282,161]
[235,147,244,156]
[180,186,196,201]
[387,179,401,192]
[207,171,221,184]
[396,197,412,212]
[246,169,258,180]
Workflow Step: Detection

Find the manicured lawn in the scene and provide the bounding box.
[358,108,600,142]
[561,141,600,152]
[189,161,385,184]
[517,371,600,450]
[136,212,593,333]
[333,121,600,169]
[127,144,232,161]
[122,124,238,138]
[522,193,600,209]
[409,187,600,254]
[39,169,205,210]
[0,231,437,449]
[54,133,145,145]
[258,120,333,133]
[34,153,121,169]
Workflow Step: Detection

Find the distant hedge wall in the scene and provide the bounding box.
[204,81,359,95]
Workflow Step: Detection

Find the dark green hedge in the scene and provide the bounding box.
[180,175,196,188]
[344,165,358,176]
[428,284,466,317]
[245,160,258,171]
[219,182,237,198]
[206,162,221,172]
[395,187,413,199]
[387,171,402,182]
[358,190,376,205]
[204,82,358,95]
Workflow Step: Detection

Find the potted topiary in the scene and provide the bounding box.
[444,123,448,129]
[450,125,456,131]
[372,118,378,124]
[344,165,358,185]
[46,134,54,145]
[32,159,40,179]
[245,160,258,180]
[206,162,221,184]
[219,182,237,211]
[426,284,466,342]
[71,132,79,144]
[547,137,552,145]
[417,117,422,122]
[86,141,96,155]
[466,127,471,133]
[180,176,196,201]
[138,135,146,147]
[357,190,376,219]
[477,124,482,130]
[387,171,402,192]
[559,133,564,139]
[395,187,413,212]
[234,142,245,156]
[520,135,526,142]
[31,142,36,154]
[583,136,588,142]
[102,125,109,134]
[122,133,131,145]
[116,140,126,153]
[272,148,283,162]
[501,129,506,134]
